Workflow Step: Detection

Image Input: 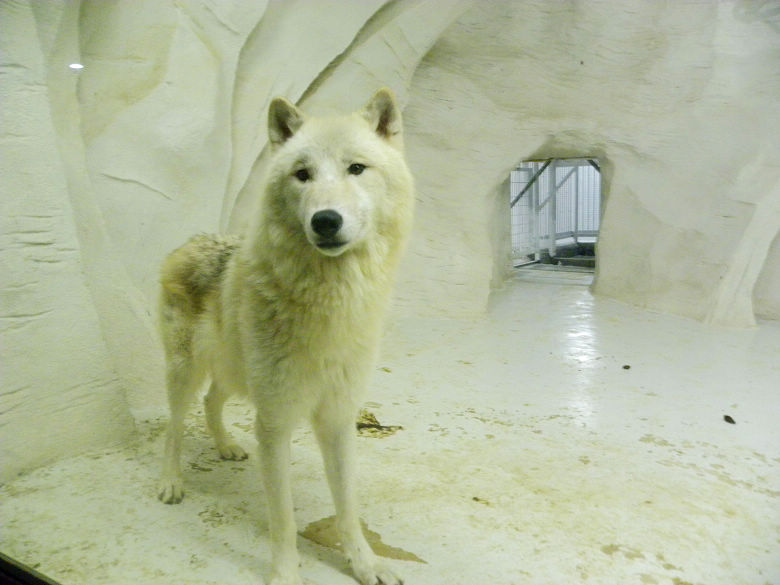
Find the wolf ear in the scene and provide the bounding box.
[268,97,305,147]
[361,88,401,140]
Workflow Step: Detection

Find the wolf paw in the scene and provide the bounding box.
[158,478,184,504]
[352,558,403,585]
[217,442,248,461]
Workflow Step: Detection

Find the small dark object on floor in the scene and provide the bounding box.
[622,364,631,370]
[723,415,736,424]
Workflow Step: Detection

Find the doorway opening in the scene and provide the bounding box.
[509,158,601,272]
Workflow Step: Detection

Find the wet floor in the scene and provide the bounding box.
[2,272,779,585]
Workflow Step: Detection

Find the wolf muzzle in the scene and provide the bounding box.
[311,209,348,252]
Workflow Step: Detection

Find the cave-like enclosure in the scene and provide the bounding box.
[2,2,779,584]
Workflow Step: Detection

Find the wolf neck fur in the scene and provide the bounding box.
[242,220,397,318]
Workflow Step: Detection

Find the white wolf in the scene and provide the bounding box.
[157,88,414,585]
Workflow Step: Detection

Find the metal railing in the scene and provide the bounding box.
[510,158,601,263]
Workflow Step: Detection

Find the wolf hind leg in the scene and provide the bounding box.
[204,381,248,461]
[158,358,203,504]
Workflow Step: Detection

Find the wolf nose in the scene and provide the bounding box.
[311,210,343,238]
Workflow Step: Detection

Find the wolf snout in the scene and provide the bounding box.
[311,209,343,239]
[310,209,348,254]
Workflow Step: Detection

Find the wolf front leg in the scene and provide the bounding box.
[256,421,302,585]
[313,408,403,585]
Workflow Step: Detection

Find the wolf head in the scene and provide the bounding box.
[264,89,413,259]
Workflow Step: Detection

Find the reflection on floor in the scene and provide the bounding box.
[2,274,779,585]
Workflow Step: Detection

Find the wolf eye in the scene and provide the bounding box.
[294,168,311,182]
[348,163,366,176]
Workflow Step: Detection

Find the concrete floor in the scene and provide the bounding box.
[2,270,779,585]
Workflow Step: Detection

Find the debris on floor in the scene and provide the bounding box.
[356,410,403,438]
[300,516,426,564]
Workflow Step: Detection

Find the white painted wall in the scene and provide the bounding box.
[1,2,136,482]
[2,0,779,478]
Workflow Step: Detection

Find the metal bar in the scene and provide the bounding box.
[510,159,551,208]
[539,164,577,211]
[573,164,580,244]
[532,168,540,260]
[587,158,601,172]
[553,165,577,240]
[548,159,557,257]
[555,166,577,191]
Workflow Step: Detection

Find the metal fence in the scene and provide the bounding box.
[510,158,601,264]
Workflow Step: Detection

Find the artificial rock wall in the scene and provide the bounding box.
[2,0,779,479]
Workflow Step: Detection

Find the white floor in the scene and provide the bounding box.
[2,271,779,585]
